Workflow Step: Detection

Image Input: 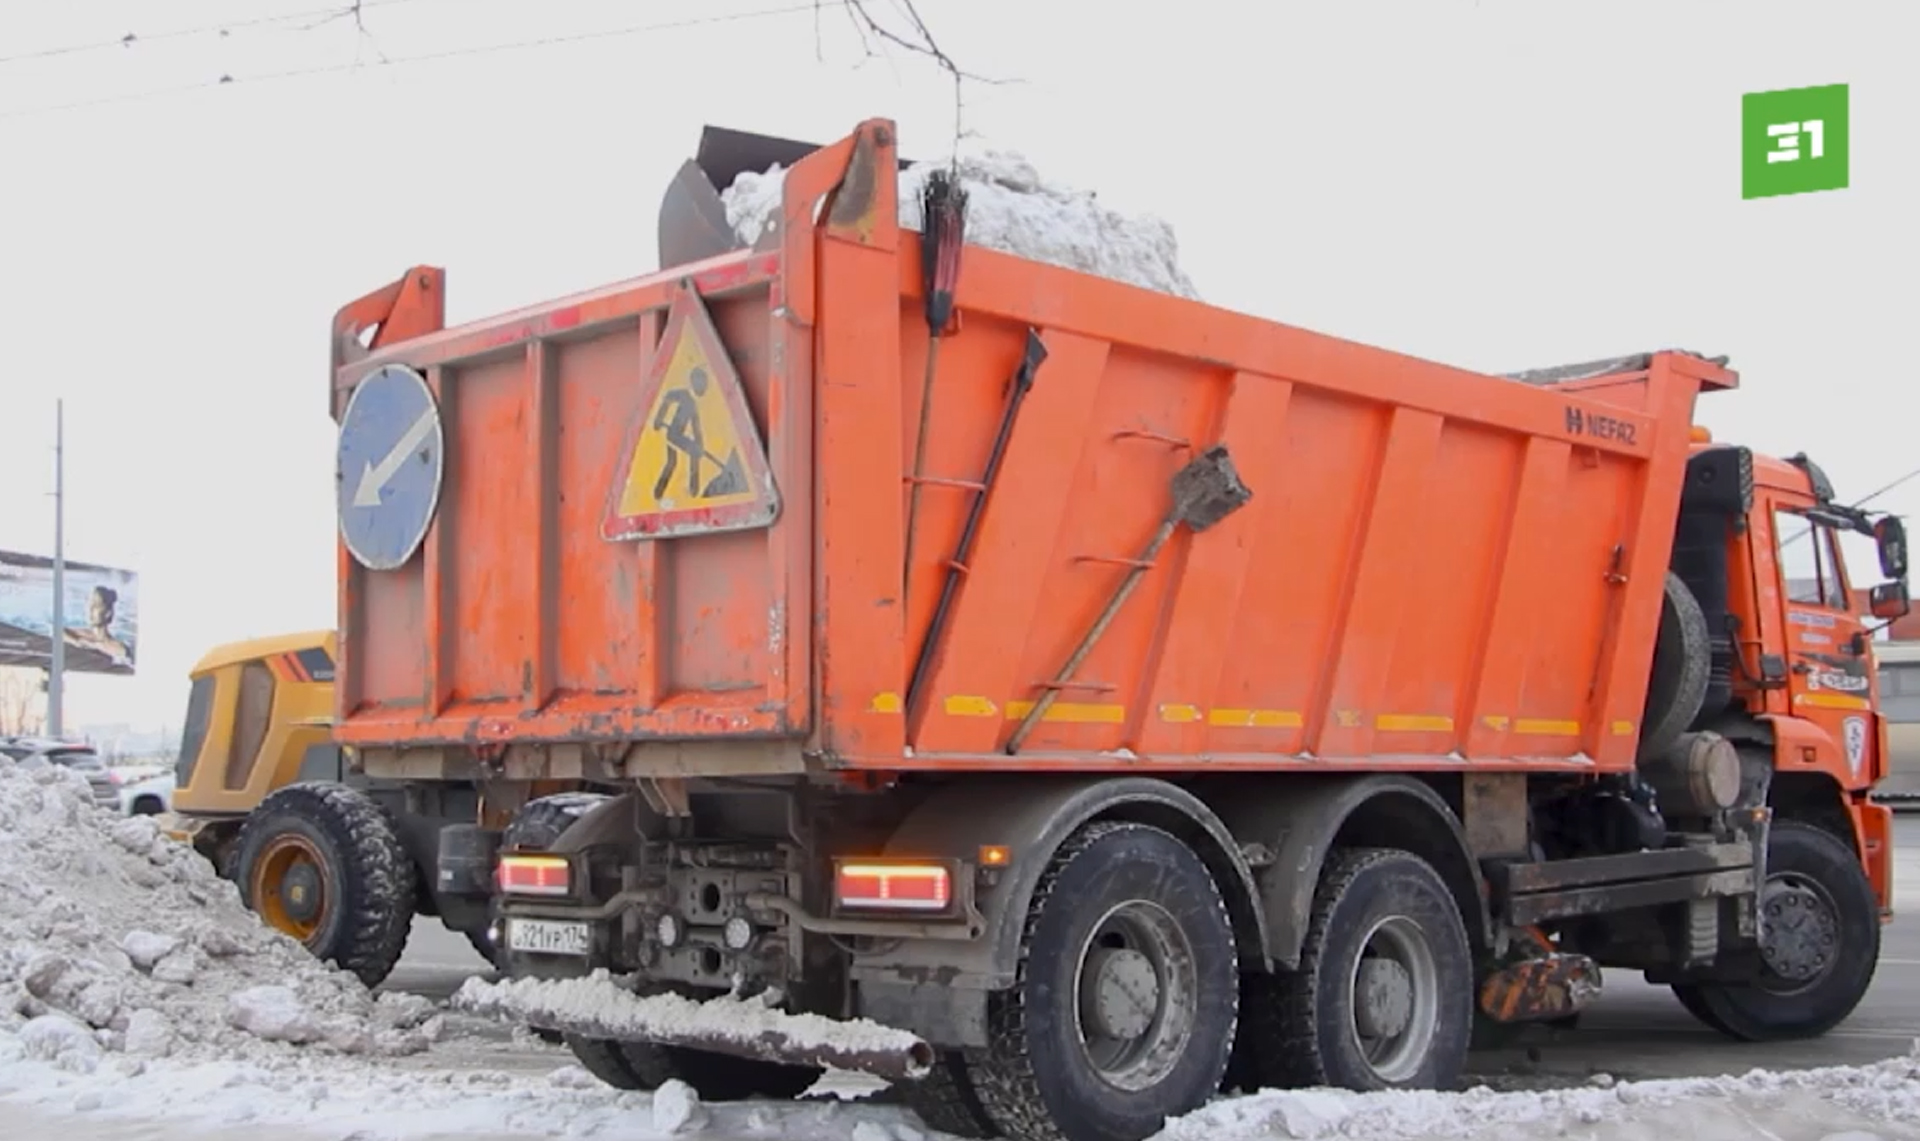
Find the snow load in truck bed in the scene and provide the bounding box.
[720,150,1203,300]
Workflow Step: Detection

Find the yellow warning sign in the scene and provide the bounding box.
[601,285,779,540]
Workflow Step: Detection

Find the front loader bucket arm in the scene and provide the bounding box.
[657,125,920,269]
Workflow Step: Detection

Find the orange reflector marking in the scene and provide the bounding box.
[979,845,1011,868]
[835,863,952,911]
[497,854,571,896]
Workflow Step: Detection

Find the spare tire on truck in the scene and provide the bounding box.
[1639,572,1712,762]
[231,781,416,988]
[500,792,823,1102]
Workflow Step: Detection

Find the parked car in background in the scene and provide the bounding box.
[115,765,176,816]
[0,736,123,812]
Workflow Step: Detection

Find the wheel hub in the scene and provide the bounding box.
[1082,947,1160,1041]
[1760,880,1838,984]
[280,862,324,924]
[1354,957,1414,1038]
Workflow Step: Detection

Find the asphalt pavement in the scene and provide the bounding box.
[383,814,1920,1089]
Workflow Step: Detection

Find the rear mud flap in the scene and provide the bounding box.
[453,972,935,1081]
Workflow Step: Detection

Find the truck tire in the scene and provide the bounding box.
[965,821,1239,1141]
[232,782,416,989]
[887,1052,1001,1138]
[1671,820,1879,1041]
[1235,848,1473,1092]
[1640,572,1712,762]
[501,791,615,851]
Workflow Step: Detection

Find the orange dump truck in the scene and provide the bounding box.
[325,119,1912,1141]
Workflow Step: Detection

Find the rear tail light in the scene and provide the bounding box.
[834,861,953,912]
[496,854,571,897]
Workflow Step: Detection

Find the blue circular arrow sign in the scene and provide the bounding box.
[336,364,445,572]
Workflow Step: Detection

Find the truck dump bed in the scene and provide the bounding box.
[330,118,1736,776]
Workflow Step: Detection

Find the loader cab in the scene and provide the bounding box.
[169,629,340,817]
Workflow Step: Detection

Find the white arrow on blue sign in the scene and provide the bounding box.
[336,364,445,572]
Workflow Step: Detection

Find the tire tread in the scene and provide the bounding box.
[233,781,417,989]
[966,820,1238,1141]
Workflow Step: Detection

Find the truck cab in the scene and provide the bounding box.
[1673,442,1908,917]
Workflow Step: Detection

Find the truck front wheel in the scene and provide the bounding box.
[1234,848,1474,1092]
[1671,820,1879,1041]
[966,821,1239,1141]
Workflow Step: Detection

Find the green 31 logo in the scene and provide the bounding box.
[1742,83,1849,200]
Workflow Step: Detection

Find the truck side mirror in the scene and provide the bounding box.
[1870,580,1911,621]
[1874,515,1908,580]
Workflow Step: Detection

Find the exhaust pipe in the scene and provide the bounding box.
[657,125,920,269]
[453,973,936,1081]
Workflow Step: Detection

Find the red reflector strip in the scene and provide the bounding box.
[497,855,571,897]
[835,863,951,911]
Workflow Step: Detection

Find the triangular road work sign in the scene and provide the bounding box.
[602,284,781,541]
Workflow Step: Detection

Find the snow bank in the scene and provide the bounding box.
[3,1037,1917,1141]
[453,970,929,1074]
[0,1040,935,1141]
[1158,1048,1920,1141]
[721,150,1202,300]
[0,756,437,1068]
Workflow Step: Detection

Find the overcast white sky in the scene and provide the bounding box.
[0,0,1913,736]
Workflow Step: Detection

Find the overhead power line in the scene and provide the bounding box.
[0,0,431,67]
[0,2,837,120]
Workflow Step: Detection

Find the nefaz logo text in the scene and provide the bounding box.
[1564,406,1638,445]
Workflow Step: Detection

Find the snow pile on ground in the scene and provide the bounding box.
[0,756,439,1069]
[2,1039,1917,1141]
[721,150,1202,299]
[1160,1048,1920,1141]
[0,1043,935,1141]
[454,970,931,1075]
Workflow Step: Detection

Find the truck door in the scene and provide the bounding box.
[1771,504,1877,786]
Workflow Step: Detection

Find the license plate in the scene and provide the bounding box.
[506,918,592,956]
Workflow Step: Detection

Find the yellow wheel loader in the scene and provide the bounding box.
[159,630,587,988]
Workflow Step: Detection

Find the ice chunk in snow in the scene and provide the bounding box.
[652,1078,707,1133]
[18,1013,103,1072]
[123,1008,176,1057]
[719,149,1201,300]
[122,930,180,972]
[226,985,319,1044]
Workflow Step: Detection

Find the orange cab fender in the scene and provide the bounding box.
[855,775,1270,994]
[1205,773,1494,971]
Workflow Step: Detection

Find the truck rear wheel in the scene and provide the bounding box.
[889,1052,1001,1138]
[1235,848,1473,1092]
[232,782,415,988]
[1671,820,1879,1041]
[965,821,1239,1141]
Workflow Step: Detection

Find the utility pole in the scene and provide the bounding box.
[48,398,65,740]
